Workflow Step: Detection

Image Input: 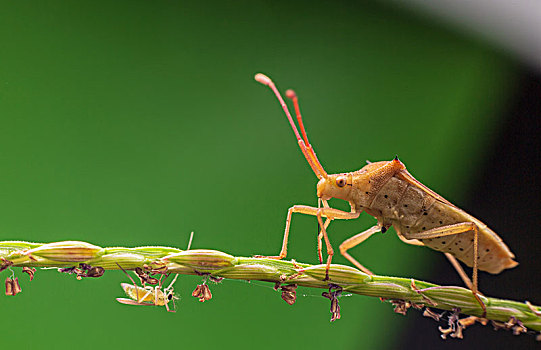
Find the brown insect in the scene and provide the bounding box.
[254,73,518,315]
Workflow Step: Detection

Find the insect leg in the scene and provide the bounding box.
[165,273,179,291]
[317,200,335,263]
[396,232,424,246]
[338,225,381,275]
[397,234,476,291]
[316,210,334,279]
[315,205,360,279]
[255,205,359,260]
[404,222,486,317]
[117,263,141,302]
[317,218,331,263]
[444,253,474,291]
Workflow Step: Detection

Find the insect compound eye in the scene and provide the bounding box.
[168,293,173,301]
[336,176,347,188]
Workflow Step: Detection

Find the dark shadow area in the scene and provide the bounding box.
[400,69,541,349]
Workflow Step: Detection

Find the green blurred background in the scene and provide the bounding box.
[0,1,530,349]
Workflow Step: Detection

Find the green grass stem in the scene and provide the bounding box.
[1,240,539,336]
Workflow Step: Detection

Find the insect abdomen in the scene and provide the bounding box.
[368,176,517,274]
[395,191,516,274]
[414,205,517,274]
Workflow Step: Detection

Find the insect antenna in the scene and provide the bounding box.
[285,88,327,178]
[255,73,327,179]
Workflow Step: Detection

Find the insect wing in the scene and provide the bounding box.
[397,169,455,207]
[116,298,154,306]
[120,282,156,304]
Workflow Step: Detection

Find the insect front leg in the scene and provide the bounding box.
[405,222,485,317]
[316,199,344,263]
[255,205,359,262]
[315,204,361,279]
[317,218,332,263]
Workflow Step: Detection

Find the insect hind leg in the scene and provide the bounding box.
[405,222,486,317]
[444,253,476,292]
